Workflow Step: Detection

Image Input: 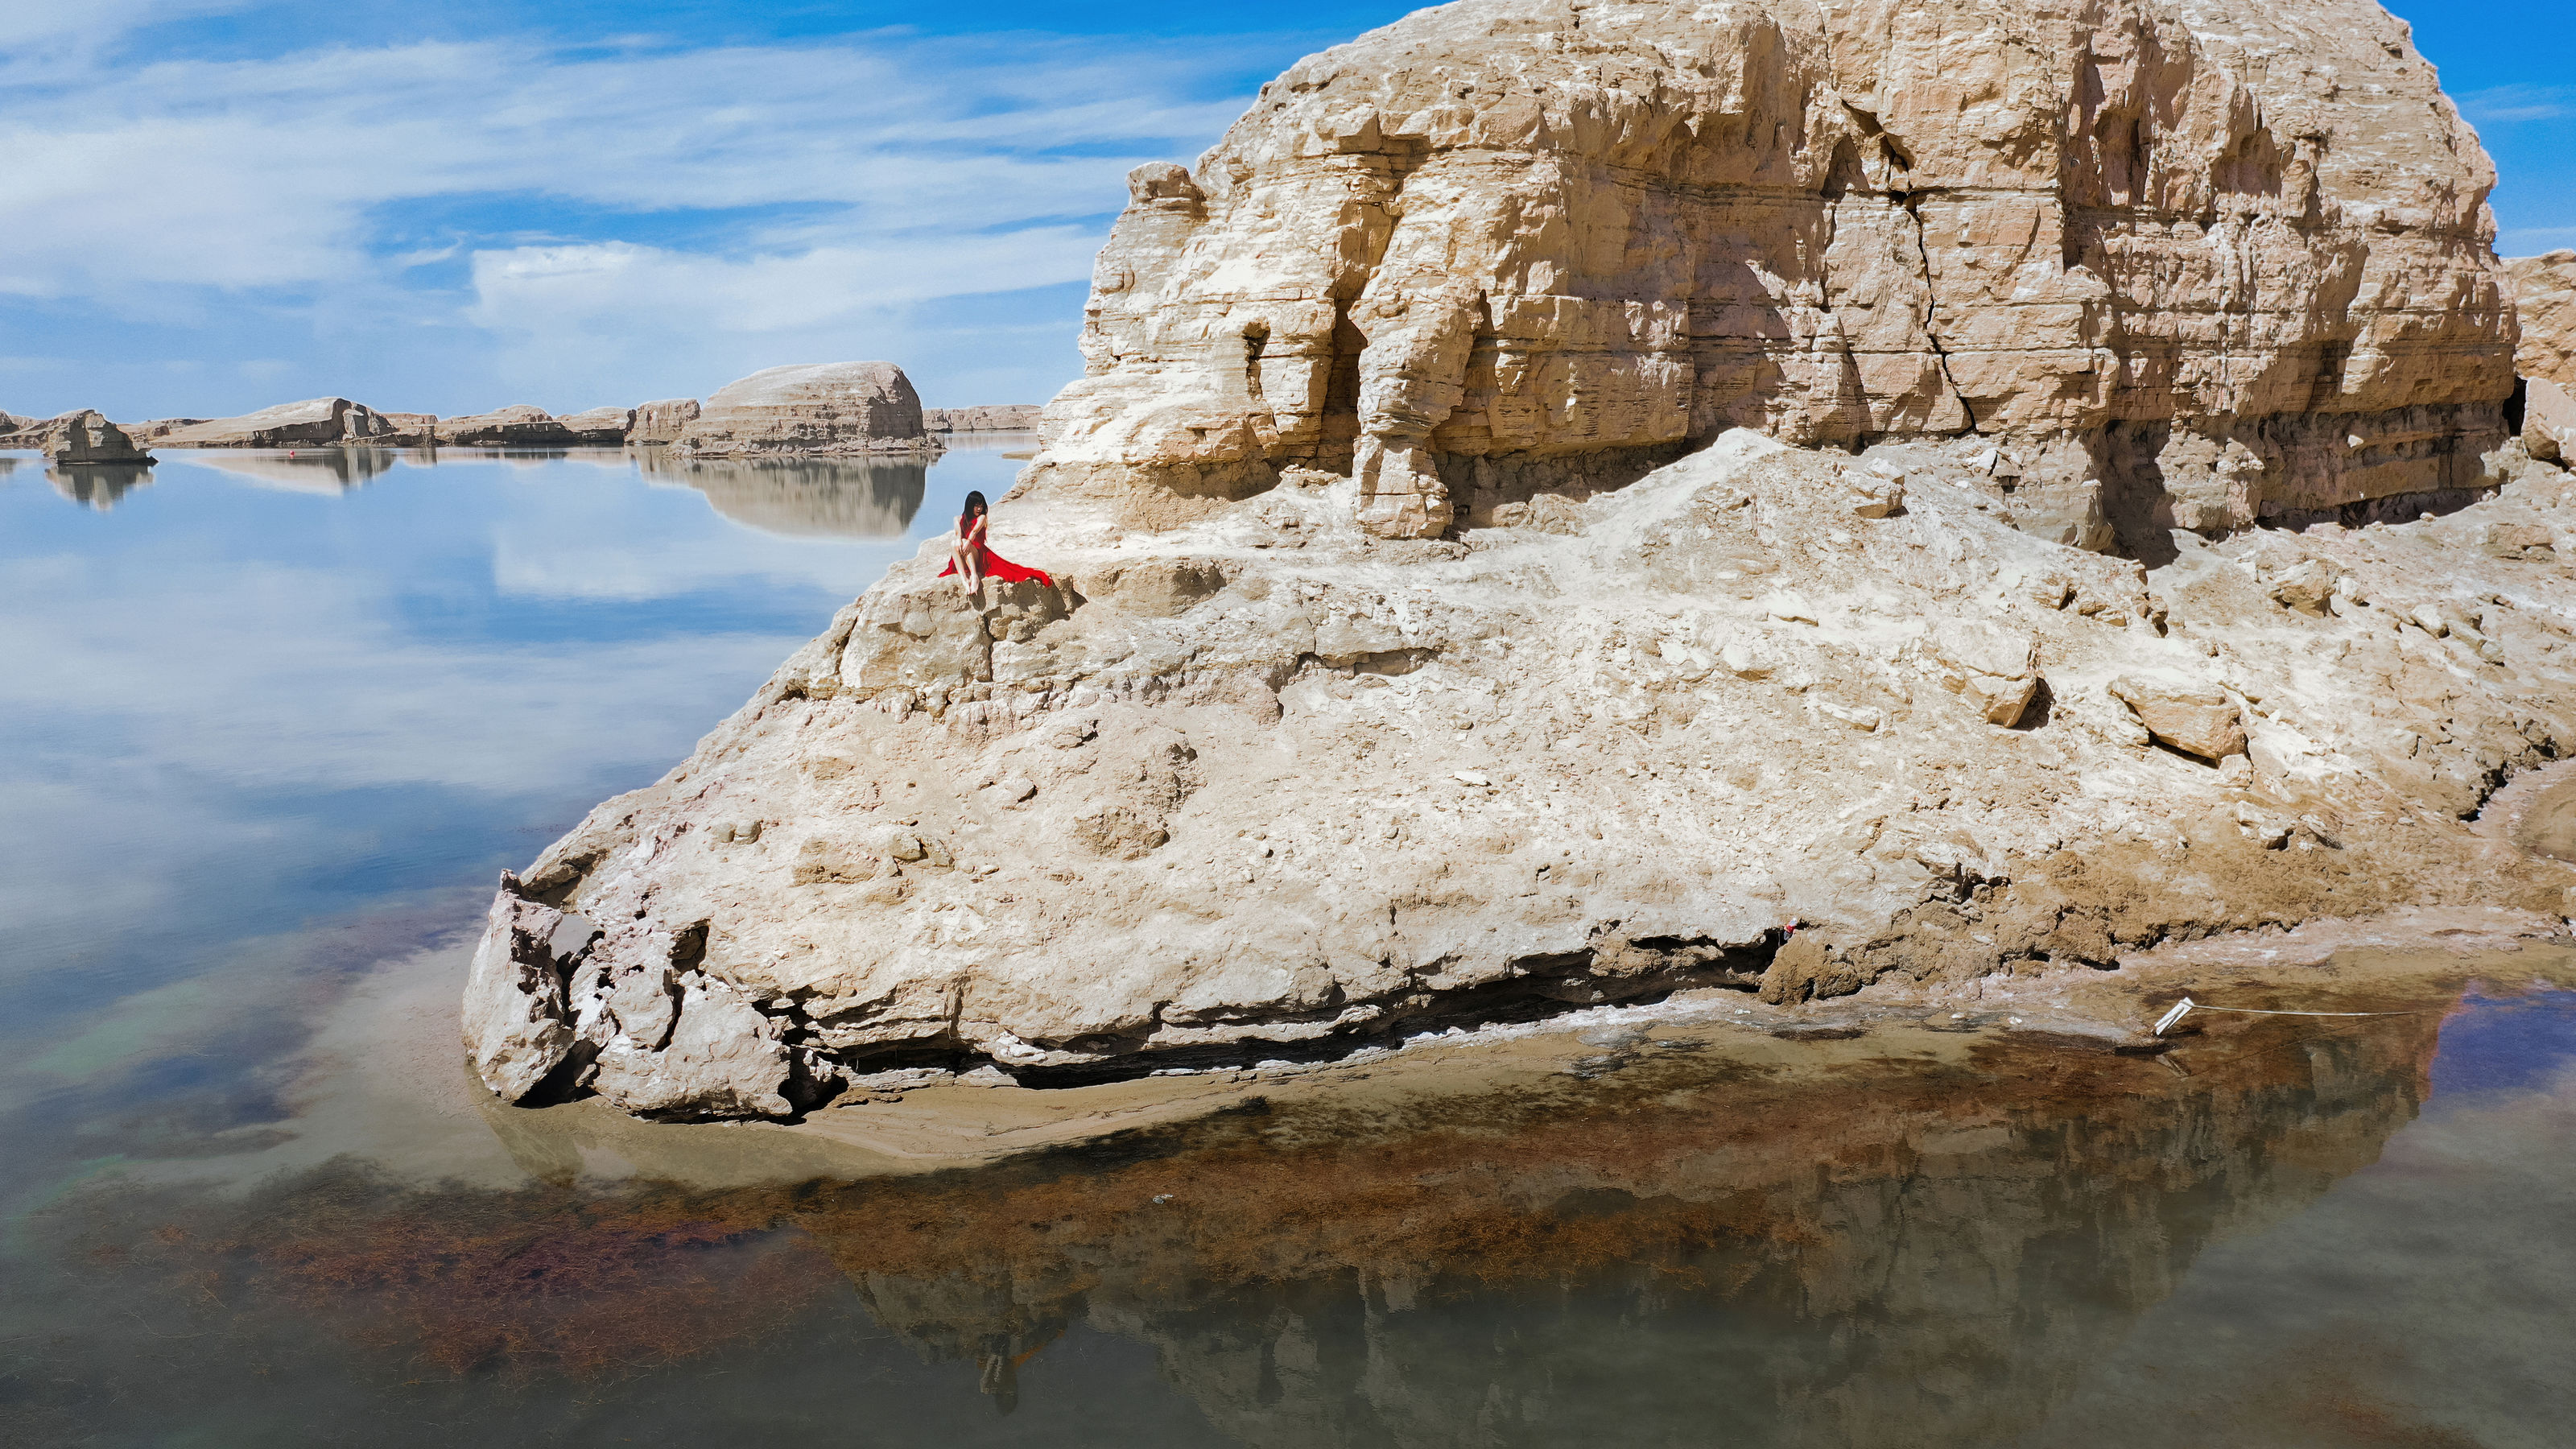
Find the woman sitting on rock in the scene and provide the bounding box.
[940,489,1054,597]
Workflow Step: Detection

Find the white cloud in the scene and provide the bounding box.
[2461,84,2572,126]
[0,24,1274,414]
[0,35,1245,301]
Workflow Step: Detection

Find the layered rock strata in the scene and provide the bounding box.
[14,410,155,464]
[671,363,944,457]
[2508,252,2576,390]
[629,398,703,445]
[558,406,636,444]
[156,397,415,448]
[2508,253,2576,464]
[439,405,578,448]
[1028,0,2515,543]
[926,405,1042,433]
[468,425,2576,1118]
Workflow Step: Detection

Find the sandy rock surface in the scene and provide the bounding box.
[17,409,155,463]
[2508,251,2576,390]
[155,396,420,448]
[927,405,1042,433]
[440,404,578,448]
[1031,0,2512,543]
[469,424,2576,1117]
[672,362,943,457]
[629,398,702,445]
[557,406,635,444]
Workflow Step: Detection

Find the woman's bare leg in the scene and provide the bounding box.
[952,541,978,597]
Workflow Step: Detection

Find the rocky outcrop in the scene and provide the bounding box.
[925,405,1042,432]
[555,406,634,444]
[629,398,702,446]
[439,405,578,448]
[2508,252,2576,391]
[156,397,415,448]
[19,410,155,464]
[468,423,2576,1118]
[671,363,943,457]
[1027,0,2515,543]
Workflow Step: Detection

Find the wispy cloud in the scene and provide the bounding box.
[0,24,1278,415]
[2460,83,2572,126]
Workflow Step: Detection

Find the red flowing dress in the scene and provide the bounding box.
[938,514,1054,587]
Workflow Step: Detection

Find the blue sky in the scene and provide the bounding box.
[0,0,2566,423]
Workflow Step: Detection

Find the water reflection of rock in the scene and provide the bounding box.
[181,448,407,493]
[638,452,927,539]
[49,1015,2442,1442]
[799,1018,2440,1445]
[47,462,155,509]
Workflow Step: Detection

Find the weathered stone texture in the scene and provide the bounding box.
[440,405,580,448]
[471,428,2576,1118]
[630,398,703,445]
[926,405,1042,432]
[156,397,416,448]
[2508,251,2576,390]
[672,362,943,457]
[13,409,155,463]
[558,406,636,444]
[1026,0,2515,540]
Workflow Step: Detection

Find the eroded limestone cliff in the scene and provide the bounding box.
[464,0,2574,1121]
[2508,251,2576,391]
[1030,0,2512,543]
[466,425,2576,1117]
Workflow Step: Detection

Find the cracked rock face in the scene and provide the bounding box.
[2508,251,2576,391]
[466,426,2576,1118]
[1026,0,2513,543]
[154,397,419,448]
[22,409,155,464]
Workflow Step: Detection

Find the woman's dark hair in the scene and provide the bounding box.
[961,489,989,524]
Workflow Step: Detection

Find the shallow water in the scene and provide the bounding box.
[3,444,2572,1447]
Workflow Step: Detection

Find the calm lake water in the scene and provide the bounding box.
[2,444,2573,1447]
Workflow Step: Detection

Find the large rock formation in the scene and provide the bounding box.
[671,363,943,457]
[439,405,578,448]
[468,424,2576,1117]
[2508,252,2576,390]
[629,398,702,445]
[464,0,2571,1122]
[2508,253,2576,464]
[1029,0,2514,543]
[557,406,635,444]
[19,410,155,464]
[156,397,415,448]
[925,404,1042,433]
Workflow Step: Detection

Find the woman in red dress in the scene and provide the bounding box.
[940,489,1053,596]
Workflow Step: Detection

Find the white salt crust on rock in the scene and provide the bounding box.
[467,425,2576,1117]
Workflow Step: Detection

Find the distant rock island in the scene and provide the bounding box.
[670,362,945,458]
[463,0,2576,1121]
[2,361,1038,456]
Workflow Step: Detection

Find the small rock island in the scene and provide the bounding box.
[464,0,2576,1119]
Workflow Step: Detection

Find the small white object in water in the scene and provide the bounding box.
[2008,1017,2023,1025]
[1951,1012,1968,1020]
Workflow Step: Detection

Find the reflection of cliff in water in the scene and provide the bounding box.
[638,452,927,539]
[39,1016,2441,1445]
[786,1022,2440,1444]
[47,462,156,509]
[182,448,404,493]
